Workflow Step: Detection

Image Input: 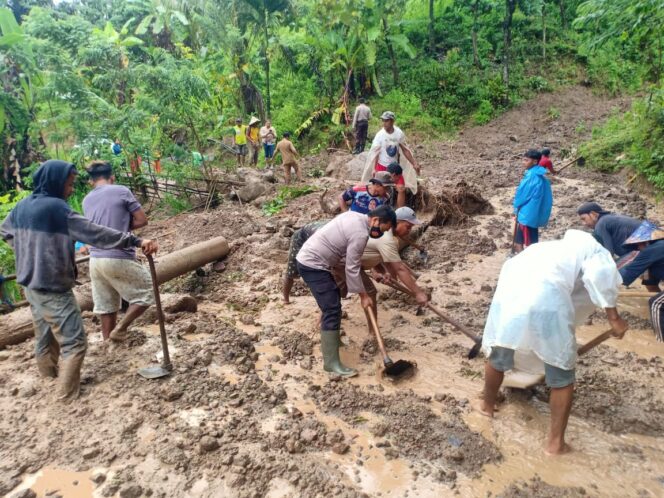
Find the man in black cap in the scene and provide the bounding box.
[576,202,641,259]
[339,171,393,214]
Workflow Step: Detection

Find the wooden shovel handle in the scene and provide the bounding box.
[381,277,482,344]
[578,329,614,356]
[426,303,482,344]
[366,307,391,364]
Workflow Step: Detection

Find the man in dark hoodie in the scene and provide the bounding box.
[0,160,158,402]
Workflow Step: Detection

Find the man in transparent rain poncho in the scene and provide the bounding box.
[475,230,629,455]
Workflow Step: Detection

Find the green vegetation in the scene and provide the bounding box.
[0,0,661,195]
[262,185,317,216]
[575,0,664,190]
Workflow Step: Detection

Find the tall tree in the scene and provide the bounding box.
[502,0,517,87]
[428,0,434,54]
[235,0,292,117]
[575,0,664,85]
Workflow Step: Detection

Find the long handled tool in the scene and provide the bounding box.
[503,328,616,389]
[379,278,483,359]
[555,156,586,174]
[366,307,416,377]
[138,254,173,379]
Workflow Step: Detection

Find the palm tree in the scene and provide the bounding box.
[235,0,292,117]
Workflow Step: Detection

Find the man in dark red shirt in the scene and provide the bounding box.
[539,148,554,174]
[387,162,406,208]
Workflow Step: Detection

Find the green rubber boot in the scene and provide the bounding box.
[321,330,357,377]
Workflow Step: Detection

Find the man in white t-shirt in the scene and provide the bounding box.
[361,111,421,194]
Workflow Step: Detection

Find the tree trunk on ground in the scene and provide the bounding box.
[0,237,230,348]
[502,0,516,88]
[382,17,399,86]
[428,0,435,54]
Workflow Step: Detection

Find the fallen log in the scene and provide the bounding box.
[0,237,229,349]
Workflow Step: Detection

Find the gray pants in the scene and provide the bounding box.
[25,288,87,359]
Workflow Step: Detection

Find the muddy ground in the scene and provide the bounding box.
[1,86,664,498]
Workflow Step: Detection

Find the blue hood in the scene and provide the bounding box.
[513,166,553,228]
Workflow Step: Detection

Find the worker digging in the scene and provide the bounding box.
[1,114,662,497]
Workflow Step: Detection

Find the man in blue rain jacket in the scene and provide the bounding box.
[512,149,553,253]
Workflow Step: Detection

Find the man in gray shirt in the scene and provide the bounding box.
[83,161,155,342]
[1,160,158,402]
[577,202,641,258]
[296,205,396,377]
[352,98,372,154]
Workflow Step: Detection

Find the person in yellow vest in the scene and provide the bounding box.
[233,118,248,167]
[246,117,261,167]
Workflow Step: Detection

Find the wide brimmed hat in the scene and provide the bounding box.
[249,116,260,126]
[623,220,664,246]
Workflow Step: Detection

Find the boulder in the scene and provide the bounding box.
[325,152,368,181]
[237,181,269,203]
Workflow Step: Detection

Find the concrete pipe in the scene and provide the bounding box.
[0,236,229,348]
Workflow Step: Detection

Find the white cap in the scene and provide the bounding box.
[395,207,422,225]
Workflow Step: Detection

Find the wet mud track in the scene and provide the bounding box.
[2,87,664,497]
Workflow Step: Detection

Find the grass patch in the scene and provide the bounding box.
[262,185,317,216]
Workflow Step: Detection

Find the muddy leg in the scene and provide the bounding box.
[282,276,294,304]
[100,312,117,341]
[283,164,292,184]
[294,163,303,182]
[546,384,574,455]
[478,362,504,417]
[109,304,148,342]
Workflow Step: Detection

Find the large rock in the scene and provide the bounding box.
[237,180,269,203]
[234,167,274,202]
[325,152,368,181]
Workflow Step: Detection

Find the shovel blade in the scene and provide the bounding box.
[138,365,172,379]
[383,359,416,377]
[468,341,482,360]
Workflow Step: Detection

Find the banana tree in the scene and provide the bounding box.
[0,7,39,191]
[129,0,190,50]
[90,20,144,106]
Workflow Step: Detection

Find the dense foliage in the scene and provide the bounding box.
[2,0,649,192]
[0,0,661,196]
[575,0,664,191]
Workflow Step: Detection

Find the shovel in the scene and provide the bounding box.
[138,254,173,379]
[366,307,416,378]
[503,328,615,389]
[555,156,586,174]
[380,278,483,359]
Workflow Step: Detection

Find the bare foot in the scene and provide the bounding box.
[471,399,495,418]
[109,327,129,342]
[544,442,573,456]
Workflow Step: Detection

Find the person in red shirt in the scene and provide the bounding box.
[387,162,406,208]
[539,148,554,174]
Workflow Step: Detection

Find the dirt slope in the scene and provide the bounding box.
[1,87,664,498]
